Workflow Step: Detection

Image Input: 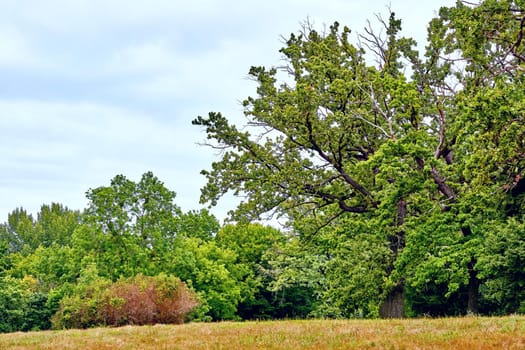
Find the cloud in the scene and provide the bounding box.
[0,99,213,215]
[0,26,40,68]
[0,0,458,223]
[108,41,178,75]
[110,39,264,103]
[0,99,203,160]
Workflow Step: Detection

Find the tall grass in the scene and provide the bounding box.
[1,316,524,349]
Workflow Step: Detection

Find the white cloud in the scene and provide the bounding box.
[0,100,202,157]
[0,26,39,67]
[0,0,458,223]
[0,99,213,216]
[107,41,179,75]
[119,40,262,100]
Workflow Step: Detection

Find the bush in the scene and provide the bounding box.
[102,274,199,326]
[52,272,199,329]
[51,274,110,329]
[0,276,29,332]
[22,292,55,331]
[102,282,155,326]
[0,276,54,333]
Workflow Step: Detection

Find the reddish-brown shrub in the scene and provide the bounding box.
[100,274,199,326]
[155,281,199,324]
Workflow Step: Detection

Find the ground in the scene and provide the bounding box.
[1,316,524,349]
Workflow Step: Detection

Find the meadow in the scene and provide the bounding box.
[1,316,524,349]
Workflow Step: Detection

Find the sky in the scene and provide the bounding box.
[0,0,456,223]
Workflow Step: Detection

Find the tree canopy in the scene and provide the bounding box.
[194,0,525,317]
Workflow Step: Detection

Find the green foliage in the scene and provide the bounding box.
[10,245,79,288]
[0,240,11,274]
[35,203,81,248]
[324,233,390,318]
[0,204,80,255]
[265,218,392,319]
[0,276,56,332]
[215,223,309,319]
[216,223,284,263]
[193,13,434,318]
[176,209,220,241]
[264,237,324,317]
[477,217,525,314]
[23,292,55,331]
[0,276,32,332]
[194,1,525,318]
[167,237,242,321]
[79,172,182,279]
[193,21,388,223]
[51,264,111,329]
[0,208,37,254]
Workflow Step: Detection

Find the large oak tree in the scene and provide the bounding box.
[194,1,525,317]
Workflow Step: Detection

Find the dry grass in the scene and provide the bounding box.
[1,316,524,349]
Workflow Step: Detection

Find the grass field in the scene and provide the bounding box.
[1,316,524,349]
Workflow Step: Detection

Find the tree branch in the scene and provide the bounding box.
[434,103,447,160]
[304,112,374,199]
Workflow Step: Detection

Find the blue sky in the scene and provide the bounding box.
[0,0,455,223]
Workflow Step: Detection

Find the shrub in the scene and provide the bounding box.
[0,276,30,332]
[0,276,54,333]
[101,274,198,326]
[152,274,199,324]
[52,272,199,329]
[22,292,55,331]
[51,275,110,329]
[101,279,157,326]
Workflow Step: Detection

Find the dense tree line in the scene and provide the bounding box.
[0,173,312,332]
[1,0,524,332]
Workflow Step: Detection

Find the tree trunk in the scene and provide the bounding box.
[379,199,407,318]
[467,258,479,314]
[379,284,404,318]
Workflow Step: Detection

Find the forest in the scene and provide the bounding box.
[1,0,525,332]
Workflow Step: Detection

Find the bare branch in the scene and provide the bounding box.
[353,112,391,139]
[434,103,447,160]
[359,18,387,67]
